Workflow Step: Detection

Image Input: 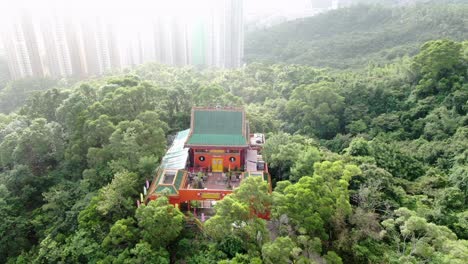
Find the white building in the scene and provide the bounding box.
[1,0,245,80]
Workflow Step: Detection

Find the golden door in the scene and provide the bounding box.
[212,158,223,172]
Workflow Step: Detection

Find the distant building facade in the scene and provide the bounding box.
[40,14,73,77]
[1,0,245,80]
[2,11,44,79]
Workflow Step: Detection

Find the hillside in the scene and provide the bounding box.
[0,39,467,263]
[0,57,10,89]
[245,3,468,68]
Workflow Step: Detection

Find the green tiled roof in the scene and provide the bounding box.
[188,134,247,146]
[193,110,243,134]
[152,169,187,196]
[186,109,247,146]
[155,185,177,195]
[174,170,185,190]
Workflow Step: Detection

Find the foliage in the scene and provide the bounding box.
[261,237,300,264]
[262,133,315,181]
[0,36,467,263]
[273,161,360,240]
[205,177,271,257]
[0,78,60,113]
[381,207,468,263]
[245,4,468,69]
[287,82,345,138]
[135,197,184,249]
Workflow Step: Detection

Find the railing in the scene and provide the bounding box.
[188,167,208,173]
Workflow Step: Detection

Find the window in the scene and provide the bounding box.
[161,170,176,184]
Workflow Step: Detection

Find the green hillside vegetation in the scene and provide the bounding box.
[0,78,61,113]
[0,39,467,263]
[245,3,468,68]
[0,57,10,89]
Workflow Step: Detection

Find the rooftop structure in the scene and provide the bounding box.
[146,107,270,210]
[186,107,248,147]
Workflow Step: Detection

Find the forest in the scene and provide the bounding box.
[245,2,468,68]
[0,2,467,263]
[0,37,466,264]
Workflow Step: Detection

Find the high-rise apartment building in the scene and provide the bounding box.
[2,11,45,79]
[154,15,175,65]
[1,0,245,80]
[224,0,244,68]
[63,18,88,77]
[152,14,191,67]
[190,0,244,68]
[171,18,190,66]
[40,14,73,77]
[1,8,123,79]
[82,18,121,76]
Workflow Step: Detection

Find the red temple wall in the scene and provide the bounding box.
[147,191,270,220]
[193,149,242,171]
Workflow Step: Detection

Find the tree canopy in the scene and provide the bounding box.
[0,14,467,263]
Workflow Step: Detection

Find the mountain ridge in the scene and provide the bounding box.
[245,3,468,68]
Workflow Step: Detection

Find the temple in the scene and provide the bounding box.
[145,107,271,211]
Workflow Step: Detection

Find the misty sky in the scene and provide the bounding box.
[0,0,331,52]
[1,0,325,21]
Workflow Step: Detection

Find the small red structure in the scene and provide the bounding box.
[145,107,271,217]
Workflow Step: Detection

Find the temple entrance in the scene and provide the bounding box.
[212,158,223,172]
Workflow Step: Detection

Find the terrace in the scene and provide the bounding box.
[146,147,269,199]
[183,172,242,190]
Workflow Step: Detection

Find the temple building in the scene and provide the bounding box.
[145,107,271,210]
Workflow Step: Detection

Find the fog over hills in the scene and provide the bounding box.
[245,2,468,68]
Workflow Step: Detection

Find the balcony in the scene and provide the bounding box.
[183,172,242,190]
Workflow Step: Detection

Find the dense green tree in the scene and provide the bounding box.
[261,237,300,264]
[84,115,115,147]
[273,161,360,241]
[0,185,31,263]
[107,119,166,173]
[60,229,104,263]
[290,146,321,182]
[78,171,139,242]
[369,139,426,181]
[287,82,345,138]
[262,133,313,181]
[135,197,184,249]
[412,39,466,98]
[0,78,59,113]
[96,171,139,220]
[245,104,280,133]
[118,242,170,264]
[205,177,271,257]
[422,107,460,140]
[382,207,468,263]
[36,181,84,236]
[245,4,468,69]
[102,218,139,253]
[193,84,243,107]
[20,88,70,121]
[0,118,65,175]
[450,151,468,199]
